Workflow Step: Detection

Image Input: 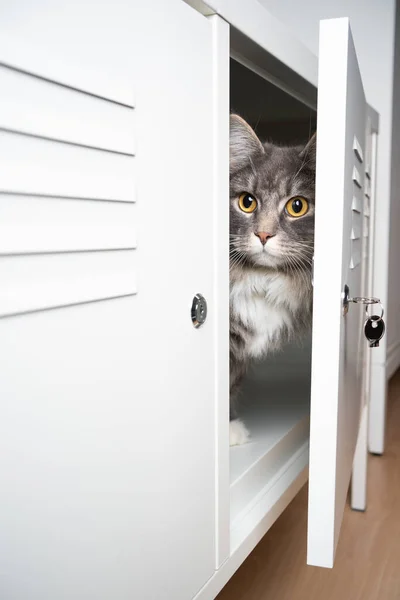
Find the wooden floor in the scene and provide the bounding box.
[217,370,400,600]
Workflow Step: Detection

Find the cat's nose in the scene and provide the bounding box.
[254,231,272,246]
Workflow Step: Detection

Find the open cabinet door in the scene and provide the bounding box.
[0,2,217,599]
[308,18,370,568]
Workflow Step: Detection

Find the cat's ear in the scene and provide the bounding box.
[299,132,317,168]
[230,114,264,173]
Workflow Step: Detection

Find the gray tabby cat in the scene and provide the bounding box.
[229,114,316,446]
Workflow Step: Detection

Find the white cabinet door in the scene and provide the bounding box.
[308,18,370,568]
[0,2,216,599]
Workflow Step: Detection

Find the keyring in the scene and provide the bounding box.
[365,302,384,321]
[351,296,380,305]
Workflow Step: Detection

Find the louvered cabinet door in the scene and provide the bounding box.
[0,2,217,599]
[308,18,380,568]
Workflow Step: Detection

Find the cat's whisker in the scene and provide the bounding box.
[291,263,307,291]
[290,250,313,265]
[286,252,313,261]
[229,248,248,271]
[230,249,248,258]
[230,257,247,272]
[291,254,313,264]
[289,242,314,249]
[286,256,306,289]
[287,241,314,250]
[297,260,312,289]
[289,239,314,246]
[284,253,312,290]
[286,247,314,259]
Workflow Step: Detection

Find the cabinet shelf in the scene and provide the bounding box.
[230,346,311,549]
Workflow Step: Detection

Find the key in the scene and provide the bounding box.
[364,315,385,348]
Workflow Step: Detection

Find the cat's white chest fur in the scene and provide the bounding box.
[230,270,301,358]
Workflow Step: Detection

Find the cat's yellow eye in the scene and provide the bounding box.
[285,196,309,218]
[238,192,257,214]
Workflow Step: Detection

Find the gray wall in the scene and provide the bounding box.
[388,2,400,375]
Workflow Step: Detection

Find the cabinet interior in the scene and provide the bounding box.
[229,58,316,540]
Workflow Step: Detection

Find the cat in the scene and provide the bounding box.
[229,114,316,446]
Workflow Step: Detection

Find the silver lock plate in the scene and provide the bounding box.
[342,284,380,316]
[342,284,350,315]
[191,294,207,328]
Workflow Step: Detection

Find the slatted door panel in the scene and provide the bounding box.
[0,64,135,153]
[0,0,135,106]
[1,128,135,200]
[350,150,363,270]
[362,107,379,268]
[0,62,136,315]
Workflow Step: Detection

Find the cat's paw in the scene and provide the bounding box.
[229,419,250,446]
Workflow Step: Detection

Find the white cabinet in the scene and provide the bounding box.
[0,1,217,599]
[0,0,382,598]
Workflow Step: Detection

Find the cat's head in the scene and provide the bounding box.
[230,114,315,272]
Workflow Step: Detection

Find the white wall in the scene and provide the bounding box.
[387,1,400,377]
[260,0,397,378]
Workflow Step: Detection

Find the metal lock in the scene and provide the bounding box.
[342,284,386,348]
[342,284,380,316]
[191,294,207,328]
